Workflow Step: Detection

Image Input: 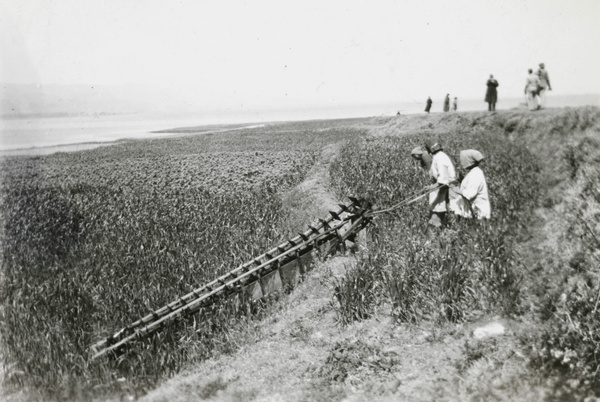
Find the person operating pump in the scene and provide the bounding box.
[424,139,457,227]
[453,149,490,219]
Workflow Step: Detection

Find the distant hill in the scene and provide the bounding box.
[0,83,204,117]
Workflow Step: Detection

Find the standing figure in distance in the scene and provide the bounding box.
[453,97,458,111]
[443,94,450,112]
[484,75,499,111]
[425,97,433,113]
[524,68,542,111]
[537,63,552,109]
[425,139,457,228]
[453,149,491,219]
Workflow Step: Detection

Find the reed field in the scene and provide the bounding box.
[329,117,541,324]
[0,118,367,399]
[329,107,600,399]
[2,108,600,401]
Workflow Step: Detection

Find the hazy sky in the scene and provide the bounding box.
[2,0,599,110]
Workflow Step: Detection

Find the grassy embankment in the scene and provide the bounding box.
[328,106,600,399]
[139,107,600,402]
[0,118,367,400]
[2,108,599,401]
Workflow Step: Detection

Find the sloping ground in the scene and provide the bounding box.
[5,108,598,401]
[139,108,596,402]
[38,106,587,402]
[140,254,474,402]
[276,143,344,237]
[140,253,542,401]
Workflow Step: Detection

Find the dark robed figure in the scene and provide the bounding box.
[425,97,432,113]
[485,75,499,111]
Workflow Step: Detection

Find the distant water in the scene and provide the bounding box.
[1,94,598,155]
[0,115,214,153]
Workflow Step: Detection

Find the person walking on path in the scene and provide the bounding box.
[425,97,433,113]
[424,139,457,228]
[537,63,552,108]
[525,68,542,111]
[484,75,499,111]
[453,149,490,219]
[453,97,458,111]
[443,94,450,112]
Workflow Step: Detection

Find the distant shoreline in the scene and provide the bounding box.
[0,123,269,156]
[3,94,598,121]
[0,111,130,120]
[0,142,117,157]
[151,123,266,134]
[2,98,599,156]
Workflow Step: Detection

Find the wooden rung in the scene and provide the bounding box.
[89,198,371,359]
[338,203,349,212]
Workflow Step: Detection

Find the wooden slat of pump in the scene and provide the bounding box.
[90,198,365,358]
[91,218,349,359]
[91,200,357,352]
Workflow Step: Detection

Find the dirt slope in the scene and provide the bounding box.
[140,254,477,402]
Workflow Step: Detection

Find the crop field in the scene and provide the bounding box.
[329,115,543,322]
[1,108,600,400]
[328,107,600,398]
[0,118,367,398]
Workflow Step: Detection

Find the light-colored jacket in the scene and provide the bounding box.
[525,73,541,93]
[454,166,490,219]
[429,151,456,213]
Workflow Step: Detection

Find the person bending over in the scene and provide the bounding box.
[425,139,457,227]
[453,149,490,219]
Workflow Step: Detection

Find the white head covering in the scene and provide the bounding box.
[460,149,484,169]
